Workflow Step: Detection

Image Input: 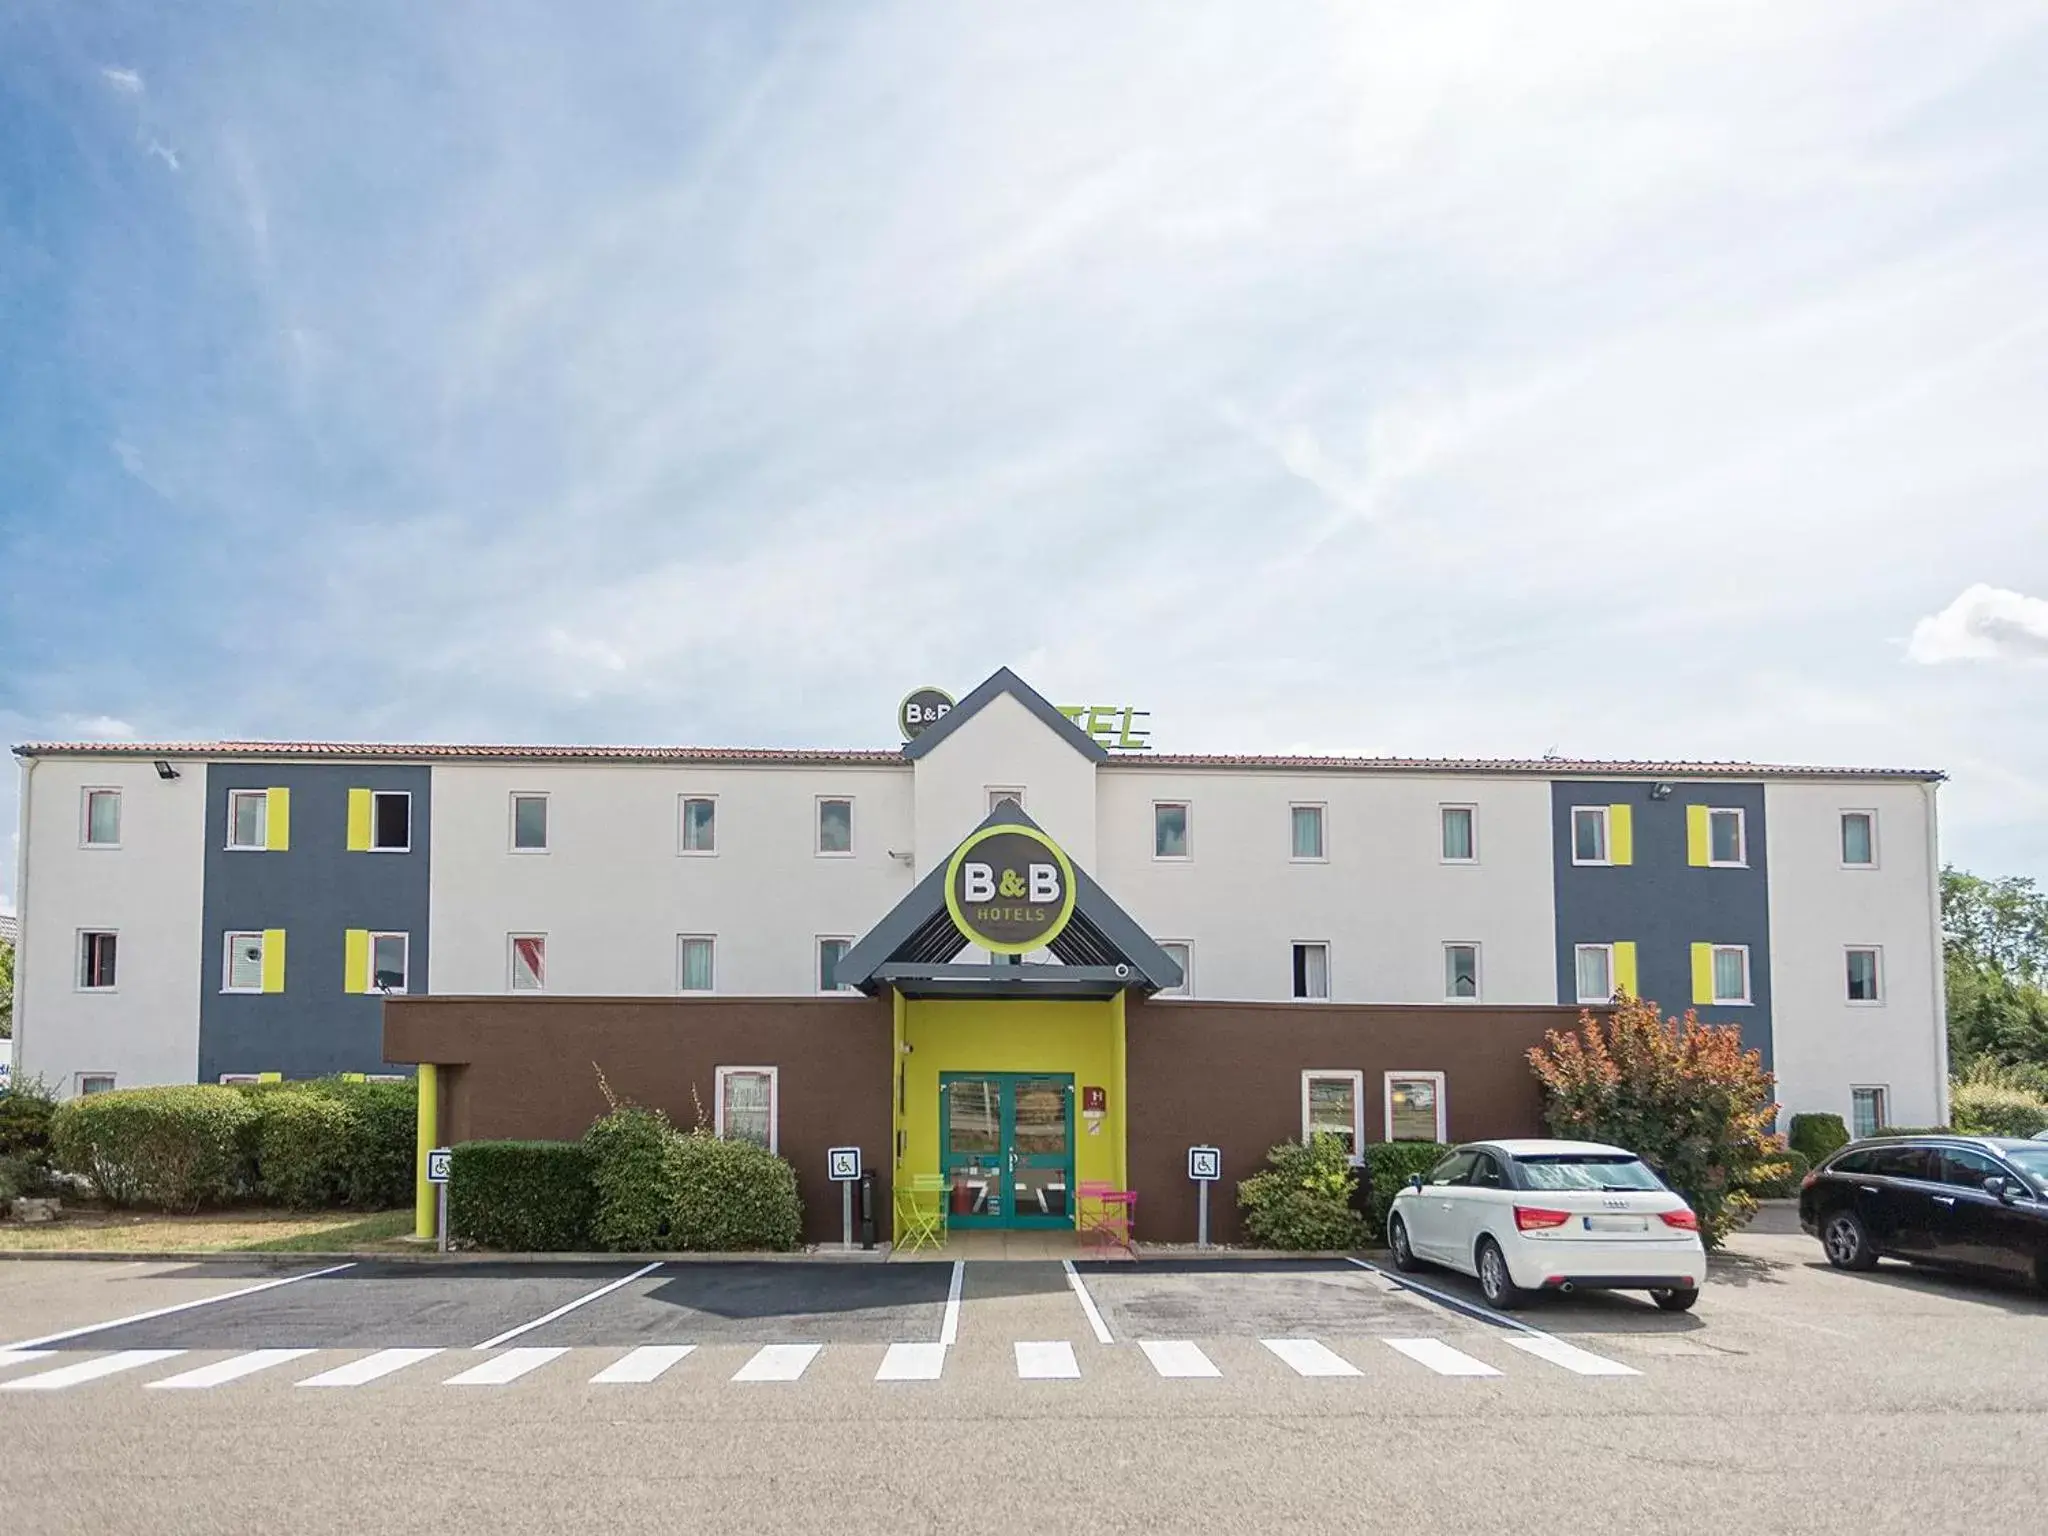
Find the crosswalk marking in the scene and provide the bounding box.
[148,1349,317,1390]
[1139,1340,1221,1379]
[1262,1339,1362,1377]
[297,1348,443,1388]
[876,1342,947,1381]
[1503,1335,1639,1377]
[1384,1338,1502,1377]
[0,1350,185,1392]
[1015,1341,1079,1379]
[590,1345,696,1384]
[732,1344,820,1383]
[445,1348,568,1386]
[0,1351,55,1373]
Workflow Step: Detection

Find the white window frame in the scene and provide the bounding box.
[1289,802,1327,863]
[508,932,547,992]
[1574,943,1614,1005]
[1840,810,1879,869]
[817,935,855,994]
[1711,944,1753,1005]
[1153,800,1192,861]
[80,787,122,849]
[1570,805,1611,866]
[1443,942,1481,1002]
[1291,940,1331,1001]
[1845,945,1884,1006]
[1384,1069,1449,1143]
[1706,807,1747,868]
[509,792,550,853]
[1850,1084,1889,1138]
[987,787,1025,814]
[222,931,266,994]
[678,794,718,856]
[715,1065,780,1153]
[1156,941,1193,999]
[76,1073,117,1096]
[816,796,855,858]
[1439,803,1478,864]
[77,929,119,992]
[1301,1069,1366,1161]
[226,789,268,850]
[368,790,412,853]
[678,934,716,995]
[366,931,410,995]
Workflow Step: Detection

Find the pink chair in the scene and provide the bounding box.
[1076,1181,1136,1255]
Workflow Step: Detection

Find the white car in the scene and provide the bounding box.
[1386,1139,1707,1312]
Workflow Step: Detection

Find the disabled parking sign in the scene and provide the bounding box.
[1188,1146,1220,1182]
[426,1147,452,1184]
[828,1147,861,1182]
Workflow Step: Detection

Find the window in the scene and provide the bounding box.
[818,937,853,993]
[1867,1143,1926,1179]
[1711,945,1751,1004]
[77,931,118,990]
[817,797,853,856]
[1157,941,1192,998]
[224,932,267,993]
[228,790,268,849]
[1707,808,1746,866]
[509,934,546,991]
[511,793,549,851]
[1440,805,1476,863]
[1443,943,1479,1000]
[1469,1151,1507,1189]
[1290,804,1325,861]
[1851,1086,1888,1139]
[716,1066,778,1152]
[369,933,409,993]
[1385,1071,1447,1142]
[82,788,122,847]
[987,787,1025,814]
[1936,1147,2004,1189]
[678,935,715,993]
[1841,811,1877,867]
[1575,943,1613,1004]
[1571,806,1609,865]
[76,1074,116,1096]
[1291,941,1329,1000]
[1514,1153,1666,1192]
[370,791,411,852]
[1154,801,1190,859]
[679,796,717,854]
[1846,947,1882,1003]
[1426,1150,1478,1186]
[1301,1070,1364,1159]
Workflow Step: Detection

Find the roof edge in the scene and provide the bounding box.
[899,667,1108,764]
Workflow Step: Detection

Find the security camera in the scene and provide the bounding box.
[1114,963,1130,978]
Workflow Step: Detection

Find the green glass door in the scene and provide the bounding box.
[940,1072,1074,1228]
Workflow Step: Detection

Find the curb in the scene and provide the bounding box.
[0,1245,899,1266]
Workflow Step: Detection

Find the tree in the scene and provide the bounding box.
[1527,997,1781,1248]
[1943,867,2048,1083]
[0,937,13,1040]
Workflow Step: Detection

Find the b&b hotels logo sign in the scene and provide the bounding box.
[945,822,1077,954]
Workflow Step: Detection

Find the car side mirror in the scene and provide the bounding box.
[1985,1177,2016,1204]
[1408,1174,1424,1192]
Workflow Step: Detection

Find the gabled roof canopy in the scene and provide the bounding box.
[900,667,1107,764]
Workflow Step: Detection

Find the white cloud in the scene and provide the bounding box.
[58,716,138,741]
[1908,585,2048,664]
[100,66,143,94]
[145,138,181,172]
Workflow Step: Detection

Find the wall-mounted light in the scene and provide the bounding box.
[1649,782,1673,800]
[153,760,180,781]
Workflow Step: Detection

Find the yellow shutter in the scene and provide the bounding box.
[1686,804,1710,866]
[265,788,291,850]
[347,789,373,851]
[1607,804,1633,865]
[341,1072,366,1083]
[344,928,370,993]
[257,1071,282,1084]
[1612,941,1638,998]
[1690,942,1714,1005]
[261,929,287,993]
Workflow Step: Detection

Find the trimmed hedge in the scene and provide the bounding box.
[1237,1133,1369,1251]
[253,1091,356,1209]
[50,1086,258,1211]
[666,1132,803,1252]
[1747,1148,1811,1199]
[1950,1082,2048,1138]
[0,1075,58,1161]
[1362,1140,1453,1242]
[584,1106,677,1251]
[237,1077,416,1210]
[1788,1113,1851,1164]
[448,1141,596,1252]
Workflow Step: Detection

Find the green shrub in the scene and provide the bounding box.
[252,1091,356,1209]
[49,1086,258,1211]
[1871,1125,1953,1138]
[1237,1133,1369,1251]
[666,1132,803,1252]
[584,1105,679,1251]
[448,1141,595,1252]
[233,1077,416,1209]
[0,1075,59,1162]
[1746,1148,1810,1199]
[1362,1141,1451,1241]
[1949,1082,2048,1138]
[1788,1113,1851,1163]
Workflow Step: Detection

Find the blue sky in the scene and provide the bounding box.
[4,1,2047,910]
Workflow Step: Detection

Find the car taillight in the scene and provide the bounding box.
[1514,1206,1571,1231]
[1799,1171,1820,1191]
[1659,1209,1699,1231]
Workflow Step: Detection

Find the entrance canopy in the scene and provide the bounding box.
[835,801,1184,1000]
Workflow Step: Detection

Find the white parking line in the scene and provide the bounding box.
[1,1263,355,1352]
[1015,1341,1080,1379]
[148,1349,317,1390]
[0,1351,55,1373]
[297,1348,443,1388]
[445,1347,568,1386]
[940,1261,964,1346]
[472,1262,664,1350]
[1139,1340,1221,1378]
[1262,1338,1362,1377]
[1061,1259,1114,1344]
[590,1345,696,1384]
[1384,1338,1502,1377]
[0,1350,186,1391]
[731,1344,821,1382]
[876,1342,947,1381]
[1503,1335,1639,1377]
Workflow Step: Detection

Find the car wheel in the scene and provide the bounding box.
[1649,1286,1699,1312]
[1821,1209,1878,1272]
[1388,1213,1419,1272]
[1475,1237,1528,1310]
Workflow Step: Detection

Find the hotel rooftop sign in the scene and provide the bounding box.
[899,687,1150,751]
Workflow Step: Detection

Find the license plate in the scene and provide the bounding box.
[1583,1215,1648,1232]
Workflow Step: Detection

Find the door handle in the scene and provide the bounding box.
[1859,1186,1880,1194]
[1933,1195,1956,1205]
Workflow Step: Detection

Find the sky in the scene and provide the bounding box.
[2,0,2046,912]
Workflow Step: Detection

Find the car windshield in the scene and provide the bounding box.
[1513,1154,1665,1192]
[2002,1147,2048,1191]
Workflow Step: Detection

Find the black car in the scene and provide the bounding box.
[1799,1135,2048,1291]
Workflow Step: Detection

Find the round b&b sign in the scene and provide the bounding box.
[898,687,955,740]
[945,822,1077,954]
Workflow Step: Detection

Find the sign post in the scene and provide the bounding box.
[1187,1146,1220,1250]
[426,1146,452,1253]
[829,1146,862,1249]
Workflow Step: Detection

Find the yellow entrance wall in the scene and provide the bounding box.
[896,995,1124,1238]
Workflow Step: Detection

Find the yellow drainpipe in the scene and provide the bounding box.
[413,1063,439,1240]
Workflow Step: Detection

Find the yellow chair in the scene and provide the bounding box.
[895,1174,948,1255]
